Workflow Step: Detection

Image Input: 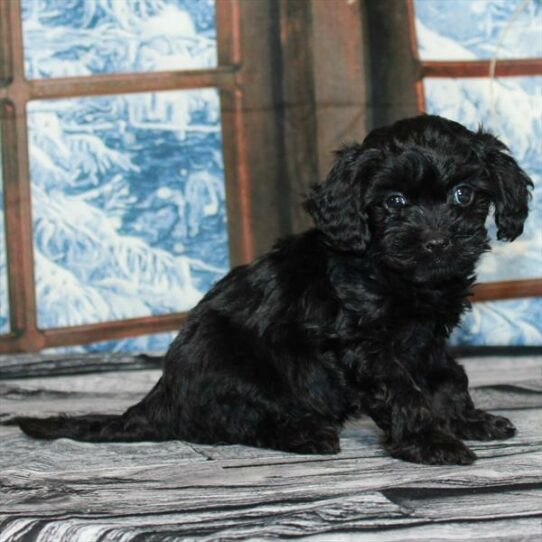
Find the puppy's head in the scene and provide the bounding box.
[304,115,533,284]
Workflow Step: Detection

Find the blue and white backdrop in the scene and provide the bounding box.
[0,0,540,351]
[415,0,541,346]
[2,0,225,352]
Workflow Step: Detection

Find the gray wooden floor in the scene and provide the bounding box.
[0,354,541,541]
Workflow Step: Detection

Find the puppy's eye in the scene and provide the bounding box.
[385,193,407,210]
[452,185,474,207]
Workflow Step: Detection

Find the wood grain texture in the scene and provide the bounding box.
[0,352,163,379]
[0,355,541,541]
[421,58,542,78]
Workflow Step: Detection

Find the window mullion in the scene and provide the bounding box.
[27,68,237,101]
[1,0,41,351]
[422,59,542,79]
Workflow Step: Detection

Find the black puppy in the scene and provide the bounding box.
[17,115,532,465]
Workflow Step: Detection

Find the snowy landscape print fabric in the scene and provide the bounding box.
[1,1,539,351]
[17,0,229,354]
[28,89,228,331]
[415,0,542,60]
[21,0,217,79]
[424,76,541,284]
[414,0,542,346]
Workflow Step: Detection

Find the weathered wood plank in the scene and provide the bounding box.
[304,517,542,542]
[0,353,163,379]
[1,408,540,506]
[0,355,540,541]
[461,356,542,387]
[1,489,541,541]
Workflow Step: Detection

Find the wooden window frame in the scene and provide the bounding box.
[0,0,372,354]
[4,0,533,354]
[0,0,254,352]
[405,0,542,303]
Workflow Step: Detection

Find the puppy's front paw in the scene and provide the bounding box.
[453,411,516,441]
[387,430,476,465]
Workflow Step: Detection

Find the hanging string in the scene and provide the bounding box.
[488,0,532,131]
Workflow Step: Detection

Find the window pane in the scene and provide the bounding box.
[0,130,9,333]
[414,0,542,60]
[28,89,228,329]
[22,0,217,79]
[450,298,542,346]
[424,76,542,282]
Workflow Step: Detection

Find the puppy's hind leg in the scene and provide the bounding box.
[179,378,341,455]
[260,414,341,455]
[276,427,340,455]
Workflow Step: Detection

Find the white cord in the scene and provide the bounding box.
[488,0,532,131]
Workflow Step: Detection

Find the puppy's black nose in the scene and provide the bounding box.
[423,237,450,253]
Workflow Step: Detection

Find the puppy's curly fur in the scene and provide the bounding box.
[17,115,533,464]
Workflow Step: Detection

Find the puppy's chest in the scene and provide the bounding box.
[333,277,465,335]
[345,295,458,340]
[360,318,440,353]
[335,322,439,403]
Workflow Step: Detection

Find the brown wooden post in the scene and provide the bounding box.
[310,0,371,178]
[1,0,42,351]
[362,0,421,129]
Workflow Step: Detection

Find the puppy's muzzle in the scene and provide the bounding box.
[422,236,450,254]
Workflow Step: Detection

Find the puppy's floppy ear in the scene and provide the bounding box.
[478,132,533,241]
[303,144,380,252]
